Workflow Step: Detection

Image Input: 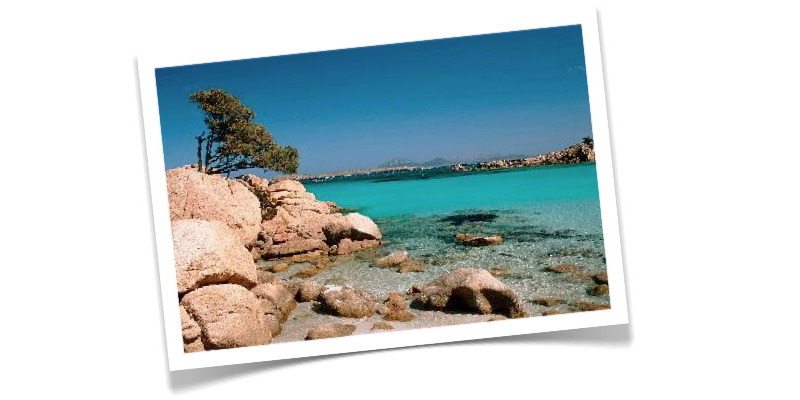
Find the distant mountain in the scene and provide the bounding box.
[419,157,457,167]
[377,158,419,168]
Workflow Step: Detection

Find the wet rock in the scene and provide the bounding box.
[375,251,409,267]
[564,272,594,282]
[320,286,377,318]
[593,272,609,285]
[455,233,503,246]
[589,284,609,296]
[542,309,566,316]
[171,219,258,295]
[371,321,395,331]
[398,258,426,273]
[571,301,611,312]
[306,323,356,340]
[323,201,344,213]
[488,268,510,277]
[166,167,261,246]
[382,292,415,322]
[180,284,272,349]
[286,250,326,263]
[547,264,580,273]
[533,297,564,307]
[296,281,325,302]
[410,268,528,318]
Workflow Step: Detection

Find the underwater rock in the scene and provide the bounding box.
[547,264,580,273]
[589,284,609,296]
[440,212,498,226]
[455,233,504,246]
[371,321,394,331]
[375,250,409,267]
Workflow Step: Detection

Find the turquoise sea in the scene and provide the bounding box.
[299,163,608,313]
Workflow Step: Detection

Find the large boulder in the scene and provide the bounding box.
[320,286,377,318]
[323,213,382,244]
[180,284,272,350]
[410,268,528,318]
[167,167,261,246]
[171,219,258,295]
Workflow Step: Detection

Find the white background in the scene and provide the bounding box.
[2,0,799,398]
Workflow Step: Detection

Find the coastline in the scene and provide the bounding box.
[167,139,608,353]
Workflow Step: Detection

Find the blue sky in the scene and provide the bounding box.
[155,24,591,175]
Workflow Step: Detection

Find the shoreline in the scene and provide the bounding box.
[283,140,595,184]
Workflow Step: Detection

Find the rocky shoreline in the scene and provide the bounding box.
[167,164,609,353]
[451,141,595,172]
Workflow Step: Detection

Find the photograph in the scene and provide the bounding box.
[142,15,627,370]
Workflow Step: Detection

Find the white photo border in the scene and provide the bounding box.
[138,9,629,371]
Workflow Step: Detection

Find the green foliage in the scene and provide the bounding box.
[582,136,594,146]
[189,89,298,175]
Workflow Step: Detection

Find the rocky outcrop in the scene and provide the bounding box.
[374,250,426,273]
[320,286,377,318]
[171,219,258,295]
[167,166,261,246]
[455,233,503,246]
[180,284,272,350]
[251,179,383,261]
[306,323,356,340]
[409,268,528,318]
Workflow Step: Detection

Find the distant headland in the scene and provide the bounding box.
[286,138,595,184]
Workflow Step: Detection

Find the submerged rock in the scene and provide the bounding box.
[375,251,409,267]
[320,286,377,318]
[306,323,356,340]
[455,233,503,246]
[571,301,611,312]
[180,284,272,350]
[166,166,261,246]
[589,284,609,296]
[410,268,528,318]
[547,264,580,273]
[533,297,565,307]
[593,272,609,285]
[171,219,258,295]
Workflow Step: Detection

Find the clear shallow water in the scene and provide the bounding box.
[291,164,609,314]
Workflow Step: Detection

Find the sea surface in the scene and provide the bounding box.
[288,163,608,314]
